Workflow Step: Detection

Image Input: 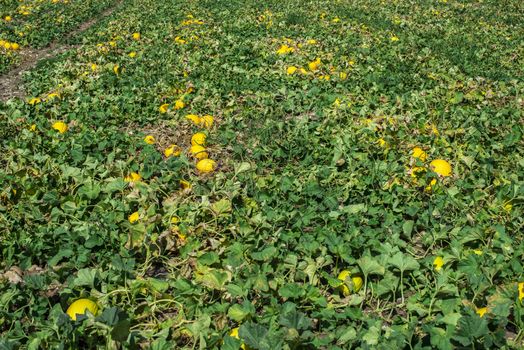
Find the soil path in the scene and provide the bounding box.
[0,1,122,102]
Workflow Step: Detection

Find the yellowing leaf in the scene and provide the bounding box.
[194,266,231,290]
[211,198,231,215]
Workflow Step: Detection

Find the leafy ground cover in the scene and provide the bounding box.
[1,0,524,348]
[0,0,115,73]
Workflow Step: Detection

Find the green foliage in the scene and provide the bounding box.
[0,0,115,72]
[1,0,524,348]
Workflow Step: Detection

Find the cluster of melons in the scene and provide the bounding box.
[0,39,20,51]
[142,113,218,174]
[185,114,217,174]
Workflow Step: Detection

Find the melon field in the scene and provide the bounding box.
[1,0,524,348]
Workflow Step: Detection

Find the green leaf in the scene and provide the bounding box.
[111,318,131,342]
[278,283,306,299]
[77,181,101,200]
[127,224,147,249]
[452,313,489,346]
[235,162,252,174]
[279,309,311,331]
[71,268,100,288]
[222,336,243,350]
[228,301,255,322]
[60,165,82,179]
[343,203,367,214]
[186,315,211,338]
[362,325,380,345]
[150,336,172,350]
[402,220,414,238]
[357,256,385,276]
[253,274,269,292]
[439,312,461,326]
[149,278,170,293]
[450,92,464,104]
[240,323,269,349]
[375,272,399,296]
[211,198,232,215]
[429,327,453,350]
[94,306,131,341]
[227,284,248,297]
[61,201,77,214]
[337,327,357,345]
[96,307,120,326]
[388,252,420,272]
[197,252,220,266]
[251,246,277,261]
[239,322,283,350]
[195,267,231,290]
[103,178,126,193]
[48,249,73,267]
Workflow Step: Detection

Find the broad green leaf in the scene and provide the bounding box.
[228,301,255,322]
[251,246,277,261]
[429,327,453,350]
[402,220,414,238]
[453,313,489,346]
[253,274,269,292]
[362,326,380,345]
[439,312,461,326]
[343,203,367,214]
[235,162,252,174]
[239,322,283,350]
[186,315,211,339]
[357,256,385,276]
[195,267,231,290]
[279,309,311,331]
[197,252,220,266]
[278,283,306,298]
[227,283,248,297]
[337,327,357,345]
[71,268,99,288]
[48,249,74,267]
[77,181,101,200]
[388,252,420,272]
[211,198,232,215]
